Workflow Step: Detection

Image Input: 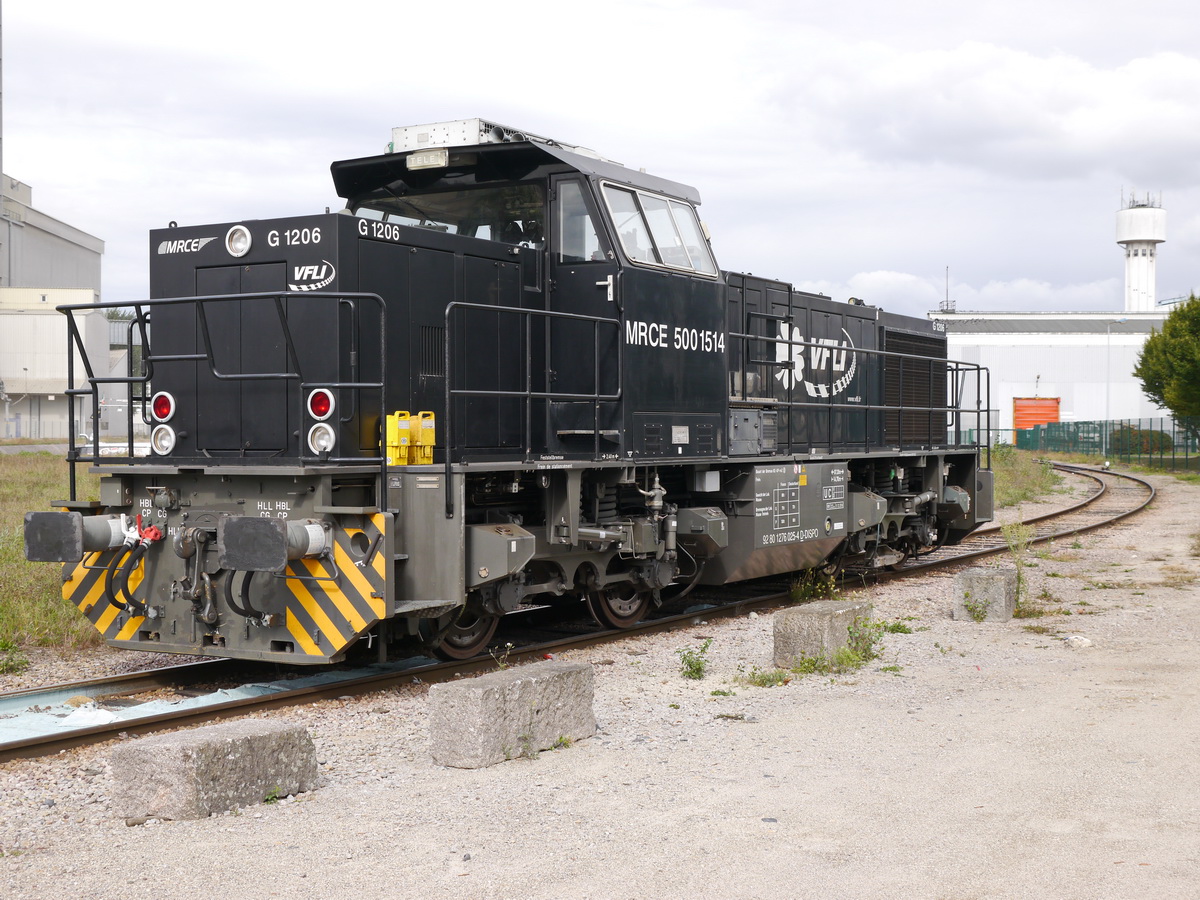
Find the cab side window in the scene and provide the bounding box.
[600,183,717,276]
[557,181,605,263]
[603,186,657,265]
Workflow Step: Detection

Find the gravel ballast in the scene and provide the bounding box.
[2,471,1197,899]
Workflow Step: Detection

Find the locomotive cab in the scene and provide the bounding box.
[329,124,728,464]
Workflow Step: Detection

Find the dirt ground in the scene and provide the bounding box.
[2,470,1198,899]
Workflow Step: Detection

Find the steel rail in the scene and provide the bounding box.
[888,464,1154,577]
[0,658,235,707]
[0,464,1154,764]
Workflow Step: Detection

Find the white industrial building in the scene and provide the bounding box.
[930,194,1173,439]
[0,176,107,439]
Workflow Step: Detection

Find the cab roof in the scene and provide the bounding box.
[330,140,702,206]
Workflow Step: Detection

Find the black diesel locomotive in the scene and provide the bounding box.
[25,119,993,663]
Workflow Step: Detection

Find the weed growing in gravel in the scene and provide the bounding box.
[882,620,913,634]
[736,666,792,687]
[789,569,841,603]
[784,647,870,677]
[1045,552,1082,563]
[879,664,902,675]
[744,616,888,682]
[710,688,735,697]
[1002,522,1036,607]
[263,786,284,804]
[1159,565,1199,589]
[676,638,712,680]
[846,616,885,661]
[961,589,991,623]
[0,638,29,675]
[518,733,536,759]
[552,735,573,750]
[1014,590,1073,618]
[489,642,515,670]
[1023,624,1058,635]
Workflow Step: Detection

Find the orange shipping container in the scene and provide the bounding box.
[1013,397,1060,430]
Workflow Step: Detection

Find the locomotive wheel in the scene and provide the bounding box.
[885,548,910,572]
[588,583,651,630]
[434,610,501,660]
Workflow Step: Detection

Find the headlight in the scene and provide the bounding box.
[225,225,252,258]
[307,423,336,455]
[150,424,177,455]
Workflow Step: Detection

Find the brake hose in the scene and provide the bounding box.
[105,514,163,615]
[103,548,131,610]
[223,570,263,619]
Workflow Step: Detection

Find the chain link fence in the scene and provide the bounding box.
[1012,417,1200,470]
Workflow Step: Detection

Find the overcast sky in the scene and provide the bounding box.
[4,0,1198,319]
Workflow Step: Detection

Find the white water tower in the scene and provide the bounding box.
[1116,193,1166,312]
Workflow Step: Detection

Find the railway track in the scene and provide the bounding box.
[888,463,1155,574]
[0,463,1155,763]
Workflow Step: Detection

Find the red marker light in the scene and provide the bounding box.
[307,389,334,421]
[151,392,175,422]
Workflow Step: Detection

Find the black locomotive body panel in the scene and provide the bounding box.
[33,120,993,664]
[617,268,726,459]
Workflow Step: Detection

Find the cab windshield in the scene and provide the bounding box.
[352,183,545,247]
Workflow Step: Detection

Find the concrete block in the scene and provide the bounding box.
[428,660,595,768]
[110,720,318,821]
[773,599,872,668]
[952,567,1017,622]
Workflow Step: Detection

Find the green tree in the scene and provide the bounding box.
[1134,295,1200,420]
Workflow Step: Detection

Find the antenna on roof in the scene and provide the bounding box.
[940,266,956,312]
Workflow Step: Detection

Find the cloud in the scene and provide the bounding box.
[777,43,1200,186]
[4,1,1197,313]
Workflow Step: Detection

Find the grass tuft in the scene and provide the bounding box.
[0,453,101,649]
[676,638,712,680]
[991,446,1062,508]
[789,569,841,603]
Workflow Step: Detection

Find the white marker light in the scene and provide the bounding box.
[225,225,252,258]
[307,422,336,455]
[150,424,177,455]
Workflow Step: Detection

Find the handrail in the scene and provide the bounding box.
[729,325,990,455]
[56,291,388,509]
[442,300,623,516]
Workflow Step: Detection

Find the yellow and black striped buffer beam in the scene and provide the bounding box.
[61,550,148,642]
[283,513,391,658]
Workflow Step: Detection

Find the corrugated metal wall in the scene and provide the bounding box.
[1013,397,1060,430]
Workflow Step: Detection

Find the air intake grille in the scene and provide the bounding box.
[883,330,947,446]
[420,326,445,377]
